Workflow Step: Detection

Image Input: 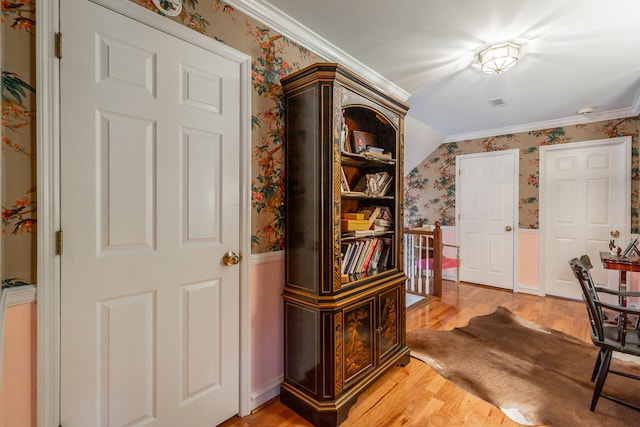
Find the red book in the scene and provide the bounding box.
[363,237,379,272]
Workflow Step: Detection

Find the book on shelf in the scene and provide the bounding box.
[340,166,350,192]
[341,242,353,274]
[365,146,384,154]
[378,238,393,269]
[376,172,393,196]
[362,237,379,271]
[374,218,392,226]
[342,227,387,236]
[341,219,370,231]
[341,240,358,275]
[343,212,365,220]
[340,205,393,238]
[341,236,392,275]
[359,240,373,273]
[357,206,381,228]
[354,238,372,274]
[368,238,385,270]
[341,243,354,274]
[358,205,392,224]
[346,241,365,274]
[362,145,392,159]
[363,151,392,159]
[354,239,372,273]
[376,206,393,222]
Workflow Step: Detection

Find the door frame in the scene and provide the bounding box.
[539,136,631,297]
[455,149,519,290]
[36,1,253,425]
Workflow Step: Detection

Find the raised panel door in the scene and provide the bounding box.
[60,1,241,425]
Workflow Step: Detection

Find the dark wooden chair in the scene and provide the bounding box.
[568,255,640,411]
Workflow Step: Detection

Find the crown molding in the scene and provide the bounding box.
[225,1,640,144]
[444,106,640,143]
[224,0,410,102]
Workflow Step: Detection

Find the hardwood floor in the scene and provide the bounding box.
[219,282,590,427]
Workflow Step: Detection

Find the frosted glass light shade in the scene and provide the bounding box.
[479,42,520,74]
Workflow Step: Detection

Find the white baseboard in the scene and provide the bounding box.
[251,250,284,265]
[517,286,542,296]
[3,285,37,306]
[442,272,457,281]
[250,375,283,411]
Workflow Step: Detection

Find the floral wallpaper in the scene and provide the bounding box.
[2,0,36,287]
[1,0,323,287]
[404,117,640,232]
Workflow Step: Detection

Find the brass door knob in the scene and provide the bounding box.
[611,230,620,238]
[505,226,513,232]
[222,251,240,266]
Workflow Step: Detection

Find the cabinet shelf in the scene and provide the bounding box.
[341,267,395,284]
[341,231,394,241]
[341,151,396,166]
[341,192,394,200]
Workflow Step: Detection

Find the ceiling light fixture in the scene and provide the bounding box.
[479,42,520,74]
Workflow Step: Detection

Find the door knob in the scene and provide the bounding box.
[505,226,513,232]
[611,230,620,238]
[222,251,240,266]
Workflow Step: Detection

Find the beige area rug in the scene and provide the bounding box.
[407,307,640,427]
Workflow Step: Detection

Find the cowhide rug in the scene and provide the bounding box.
[407,307,640,427]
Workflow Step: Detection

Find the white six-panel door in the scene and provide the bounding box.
[456,150,517,289]
[60,1,241,425]
[541,137,630,300]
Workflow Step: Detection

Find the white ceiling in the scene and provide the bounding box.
[226,0,640,142]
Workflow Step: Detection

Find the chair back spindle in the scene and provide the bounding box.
[568,255,640,412]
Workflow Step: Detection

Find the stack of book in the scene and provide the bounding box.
[341,212,369,231]
[363,146,392,159]
[341,206,393,237]
[341,237,393,275]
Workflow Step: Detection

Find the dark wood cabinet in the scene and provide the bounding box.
[280,63,410,426]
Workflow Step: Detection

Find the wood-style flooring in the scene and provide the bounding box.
[219,282,590,427]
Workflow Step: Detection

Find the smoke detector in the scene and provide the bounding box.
[489,98,507,107]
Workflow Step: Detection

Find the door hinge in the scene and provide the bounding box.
[56,230,63,255]
[55,32,62,59]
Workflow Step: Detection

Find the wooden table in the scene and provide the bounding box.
[599,251,640,305]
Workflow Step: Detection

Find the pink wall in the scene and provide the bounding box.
[250,258,285,390]
[518,232,539,289]
[515,231,639,301]
[1,302,36,427]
